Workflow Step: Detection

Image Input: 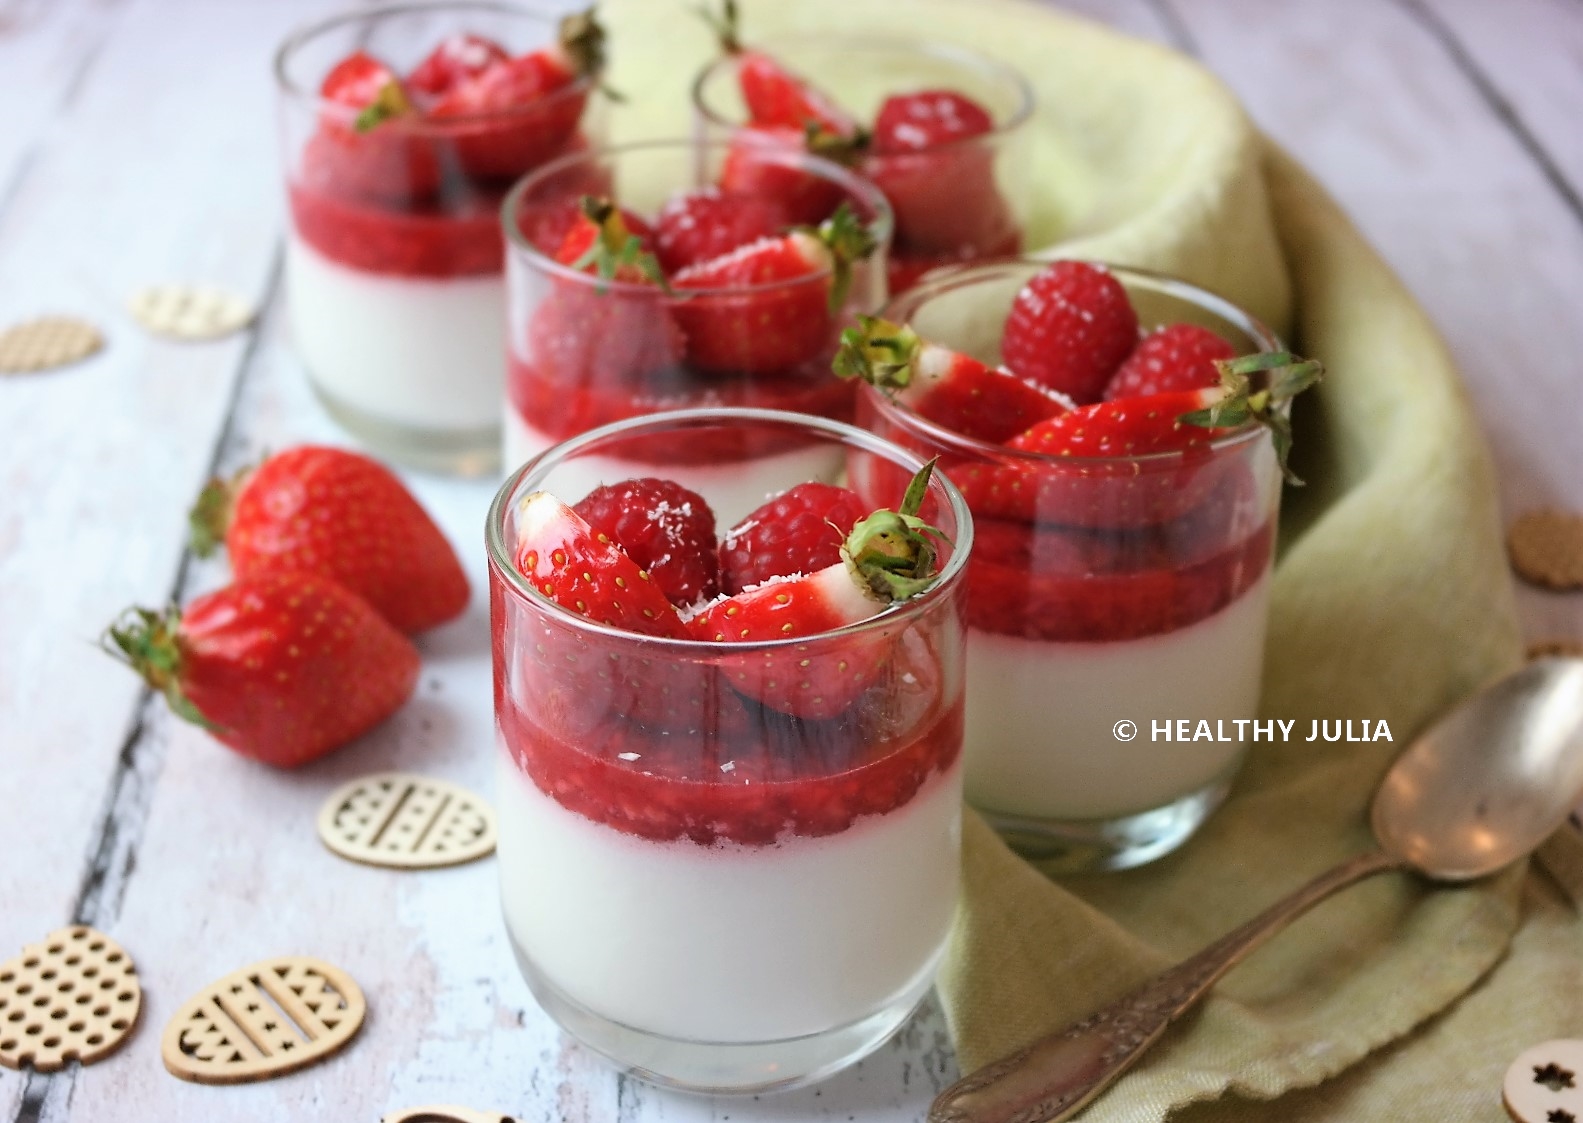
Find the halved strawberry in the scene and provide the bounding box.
[1104,322,1237,401]
[704,1,858,137]
[573,478,720,607]
[552,195,662,282]
[687,462,945,719]
[718,482,867,595]
[835,315,1071,443]
[425,8,606,179]
[1000,260,1139,404]
[105,573,419,768]
[408,33,511,98]
[956,353,1324,528]
[670,203,876,375]
[652,186,788,274]
[717,124,857,226]
[305,51,438,204]
[189,445,469,634]
[871,89,994,153]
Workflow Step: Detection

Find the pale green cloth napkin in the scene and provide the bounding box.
[601,2,1577,1118]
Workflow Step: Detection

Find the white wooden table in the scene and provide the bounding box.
[1,0,1578,1119]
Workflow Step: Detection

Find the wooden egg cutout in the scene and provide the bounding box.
[0,925,141,1072]
[161,956,365,1084]
[127,284,254,341]
[0,316,103,374]
[1503,1039,1583,1123]
[383,1108,517,1123]
[318,772,496,870]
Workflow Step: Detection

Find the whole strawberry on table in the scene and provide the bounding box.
[699,0,1024,292]
[839,258,1323,644]
[104,446,469,767]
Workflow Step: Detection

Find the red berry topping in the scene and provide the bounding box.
[718,482,867,595]
[321,51,409,119]
[871,90,995,153]
[1001,261,1139,404]
[1104,323,1237,400]
[718,125,854,226]
[735,50,856,136]
[552,196,661,282]
[573,478,720,607]
[652,187,788,274]
[407,33,510,98]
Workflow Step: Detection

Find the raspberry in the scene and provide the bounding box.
[718,482,867,595]
[1104,323,1236,400]
[573,478,719,607]
[1001,260,1139,404]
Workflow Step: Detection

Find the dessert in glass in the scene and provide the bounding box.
[488,407,971,1092]
[275,1,607,474]
[501,139,892,523]
[847,259,1320,872]
[691,5,1033,292]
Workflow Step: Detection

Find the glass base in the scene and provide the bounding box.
[310,380,500,477]
[509,937,937,1094]
[980,773,1234,874]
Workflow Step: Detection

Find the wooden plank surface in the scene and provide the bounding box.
[1,0,1579,1119]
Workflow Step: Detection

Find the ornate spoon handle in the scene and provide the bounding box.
[929,848,1404,1123]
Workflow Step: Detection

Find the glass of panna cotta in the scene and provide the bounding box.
[691,35,1034,293]
[499,139,892,520]
[487,407,971,1093]
[858,262,1286,872]
[275,1,607,475]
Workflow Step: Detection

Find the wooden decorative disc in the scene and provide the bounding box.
[128,284,253,341]
[317,773,496,870]
[0,926,141,1072]
[0,316,103,374]
[1508,510,1583,590]
[383,1108,516,1123]
[1503,1039,1583,1122]
[161,956,365,1085]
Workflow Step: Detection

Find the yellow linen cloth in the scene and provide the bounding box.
[601,2,1575,1118]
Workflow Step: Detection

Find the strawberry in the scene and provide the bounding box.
[425,9,606,179]
[687,462,945,719]
[104,573,419,768]
[306,51,439,204]
[718,482,867,595]
[552,195,661,282]
[1104,323,1237,401]
[717,124,857,226]
[835,315,1071,443]
[956,352,1324,528]
[574,478,720,607]
[670,203,876,375]
[1000,261,1140,404]
[188,446,469,634]
[871,89,994,153]
[704,1,857,137]
[408,33,510,98]
[652,187,788,274]
[509,492,727,735]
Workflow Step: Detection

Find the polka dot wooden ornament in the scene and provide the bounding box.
[0,926,141,1072]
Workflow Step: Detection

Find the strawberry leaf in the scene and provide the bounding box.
[352,80,412,133]
[832,315,921,390]
[1180,351,1325,485]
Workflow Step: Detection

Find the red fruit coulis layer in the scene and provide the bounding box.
[290,182,507,278]
[498,662,962,847]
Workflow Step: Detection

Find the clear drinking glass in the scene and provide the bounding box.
[500,139,892,505]
[488,407,971,1092]
[692,37,1034,292]
[275,0,607,474]
[859,261,1285,872]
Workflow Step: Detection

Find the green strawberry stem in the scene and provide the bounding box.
[843,459,949,601]
[1179,351,1326,485]
[570,195,669,290]
[832,314,922,391]
[698,0,743,54]
[813,203,877,313]
[102,607,217,731]
[559,8,621,101]
[353,81,411,133]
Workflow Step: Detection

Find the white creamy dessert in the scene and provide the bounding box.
[495,749,961,1044]
[287,237,505,433]
[964,575,1270,821]
[503,408,849,526]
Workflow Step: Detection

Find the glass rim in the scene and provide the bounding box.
[499,137,894,298]
[690,34,1037,153]
[867,257,1286,469]
[274,0,600,131]
[486,406,974,650]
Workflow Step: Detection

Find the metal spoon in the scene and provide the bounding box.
[930,657,1583,1123]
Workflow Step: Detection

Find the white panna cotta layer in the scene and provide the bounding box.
[965,575,1271,821]
[504,409,847,527]
[496,750,962,1044]
[287,237,505,432]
